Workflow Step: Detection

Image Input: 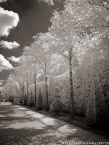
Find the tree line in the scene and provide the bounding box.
[2,0,109,126]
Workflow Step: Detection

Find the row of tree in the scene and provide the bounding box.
[2,0,109,125]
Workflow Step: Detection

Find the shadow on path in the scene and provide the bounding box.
[0,103,109,145]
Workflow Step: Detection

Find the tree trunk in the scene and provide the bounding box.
[69,47,75,119]
[34,74,37,109]
[86,80,96,125]
[22,82,25,105]
[0,91,1,104]
[44,63,49,111]
[24,94,27,105]
[27,74,29,105]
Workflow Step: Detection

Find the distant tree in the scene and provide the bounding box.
[30,33,55,111]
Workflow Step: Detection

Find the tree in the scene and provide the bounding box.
[37,89,43,110]
[88,0,109,37]
[0,91,1,104]
[49,0,100,118]
[30,33,56,111]
[19,47,40,107]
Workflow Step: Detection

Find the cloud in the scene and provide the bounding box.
[8,56,20,63]
[0,80,4,86]
[38,0,61,6]
[0,41,20,49]
[0,0,7,3]
[38,0,54,5]
[0,54,13,72]
[0,86,4,91]
[0,7,19,37]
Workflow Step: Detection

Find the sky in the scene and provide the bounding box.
[0,0,64,88]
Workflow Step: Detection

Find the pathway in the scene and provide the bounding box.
[0,102,109,145]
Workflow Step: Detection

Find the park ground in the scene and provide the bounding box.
[0,102,109,145]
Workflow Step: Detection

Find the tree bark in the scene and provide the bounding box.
[69,47,75,119]
[22,82,25,105]
[0,91,1,104]
[44,63,49,111]
[26,74,29,105]
[34,74,37,109]
[86,80,96,125]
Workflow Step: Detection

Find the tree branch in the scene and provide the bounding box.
[55,49,69,60]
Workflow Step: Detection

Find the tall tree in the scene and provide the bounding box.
[30,33,54,111]
[49,0,99,118]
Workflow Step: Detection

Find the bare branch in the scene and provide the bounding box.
[55,49,69,60]
[91,3,109,28]
[89,0,109,12]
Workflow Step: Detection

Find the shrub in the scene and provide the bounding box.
[28,97,34,107]
[19,97,23,104]
[28,92,34,107]
[50,99,63,115]
[9,96,14,103]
